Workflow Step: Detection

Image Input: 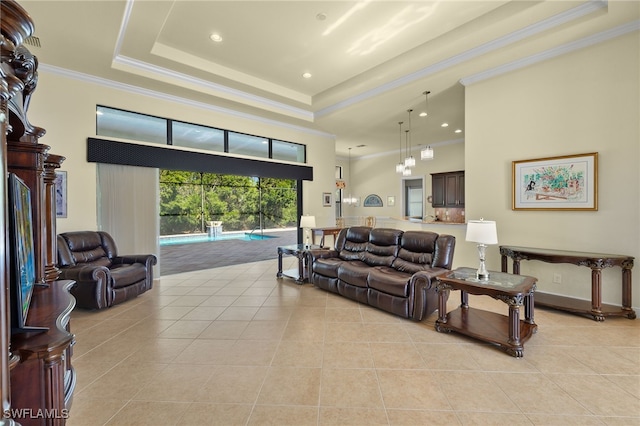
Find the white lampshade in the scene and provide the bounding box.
[466,219,498,245]
[300,215,316,229]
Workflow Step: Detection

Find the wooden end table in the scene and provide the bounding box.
[435,267,538,357]
[276,244,322,284]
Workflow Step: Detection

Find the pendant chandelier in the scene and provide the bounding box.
[343,147,357,205]
[395,121,404,174]
[402,129,411,176]
[404,109,415,168]
[420,90,434,160]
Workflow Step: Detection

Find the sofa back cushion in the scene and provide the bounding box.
[57,231,118,268]
[361,228,403,267]
[392,231,439,273]
[338,226,371,261]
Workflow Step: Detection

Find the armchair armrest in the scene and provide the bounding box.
[409,267,450,320]
[410,268,450,290]
[58,264,111,309]
[113,254,158,269]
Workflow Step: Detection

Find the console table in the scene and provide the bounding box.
[311,227,342,247]
[500,246,636,321]
[435,267,537,357]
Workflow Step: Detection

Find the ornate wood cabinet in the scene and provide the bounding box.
[2,1,74,424]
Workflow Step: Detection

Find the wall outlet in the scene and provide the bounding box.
[553,273,562,284]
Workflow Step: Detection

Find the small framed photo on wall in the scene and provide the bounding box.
[55,170,67,218]
[323,192,332,207]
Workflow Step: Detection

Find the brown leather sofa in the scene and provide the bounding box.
[57,231,157,309]
[309,227,455,321]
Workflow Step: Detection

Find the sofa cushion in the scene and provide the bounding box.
[339,227,370,261]
[392,231,438,274]
[337,260,370,288]
[313,257,343,279]
[361,228,403,267]
[368,266,412,297]
[110,263,148,289]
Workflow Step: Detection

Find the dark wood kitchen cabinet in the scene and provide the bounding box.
[431,171,465,207]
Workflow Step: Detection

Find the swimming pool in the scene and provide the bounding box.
[160,232,276,246]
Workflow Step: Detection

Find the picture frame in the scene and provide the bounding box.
[55,170,67,218]
[512,152,598,211]
[322,192,332,207]
[363,194,383,207]
[387,196,395,207]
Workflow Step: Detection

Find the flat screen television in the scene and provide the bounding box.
[8,173,47,334]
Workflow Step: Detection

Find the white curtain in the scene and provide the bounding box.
[96,164,160,276]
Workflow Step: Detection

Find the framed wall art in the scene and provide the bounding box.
[512,152,598,211]
[55,170,68,218]
[322,192,332,207]
[363,194,383,207]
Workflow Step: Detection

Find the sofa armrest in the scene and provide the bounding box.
[410,268,450,289]
[307,249,339,264]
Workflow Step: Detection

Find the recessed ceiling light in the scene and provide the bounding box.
[455,129,462,133]
[316,13,327,21]
[209,33,223,42]
[419,112,427,117]
[441,123,449,127]
[302,72,312,79]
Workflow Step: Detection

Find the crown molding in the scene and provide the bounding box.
[315,0,608,118]
[38,63,334,139]
[460,19,640,86]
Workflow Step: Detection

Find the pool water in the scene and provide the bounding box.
[160,232,276,246]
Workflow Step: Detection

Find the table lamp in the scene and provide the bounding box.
[300,215,316,248]
[465,219,498,281]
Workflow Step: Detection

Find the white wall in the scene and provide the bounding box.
[27,71,336,253]
[465,32,639,308]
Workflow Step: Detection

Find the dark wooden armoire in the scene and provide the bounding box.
[1,1,75,424]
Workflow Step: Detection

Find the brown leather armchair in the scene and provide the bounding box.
[57,231,157,309]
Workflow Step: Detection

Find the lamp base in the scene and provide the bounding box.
[476,244,490,281]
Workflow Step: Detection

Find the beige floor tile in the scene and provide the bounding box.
[77,361,167,401]
[231,295,269,307]
[239,320,288,340]
[432,370,520,412]
[177,402,252,425]
[320,368,384,408]
[322,341,374,369]
[549,373,640,417]
[272,340,324,367]
[66,399,128,426]
[319,407,388,425]
[195,366,269,403]
[491,372,591,416]
[386,409,461,425]
[181,306,226,321]
[377,370,451,410]
[248,405,319,425]
[198,320,249,339]
[157,319,212,338]
[257,366,322,406]
[104,400,190,425]
[65,259,640,425]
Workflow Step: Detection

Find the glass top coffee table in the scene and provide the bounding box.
[435,267,538,357]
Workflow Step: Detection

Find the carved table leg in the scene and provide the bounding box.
[435,285,450,333]
[276,248,283,278]
[524,289,535,326]
[622,265,636,319]
[507,298,524,357]
[296,251,305,284]
[590,267,605,321]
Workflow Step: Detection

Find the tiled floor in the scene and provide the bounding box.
[68,258,640,425]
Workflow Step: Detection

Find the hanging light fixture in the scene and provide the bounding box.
[395,121,404,174]
[420,91,435,160]
[402,130,412,176]
[343,147,357,205]
[404,109,415,168]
